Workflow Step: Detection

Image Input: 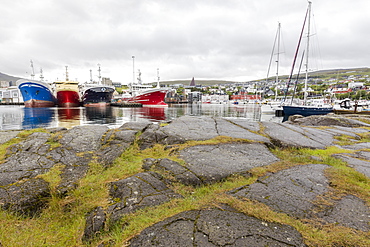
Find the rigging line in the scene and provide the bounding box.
[263,22,280,100]
[284,6,309,102]
[291,50,306,105]
[309,11,323,71]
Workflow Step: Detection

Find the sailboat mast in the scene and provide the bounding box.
[275,22,281,101]
[304,1,312,104]
[264,22,281,101]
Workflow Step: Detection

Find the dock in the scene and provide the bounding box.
[110,102,142,107]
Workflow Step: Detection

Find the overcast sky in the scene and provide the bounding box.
[1,0,369,84]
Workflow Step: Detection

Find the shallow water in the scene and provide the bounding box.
[0,104,282,130]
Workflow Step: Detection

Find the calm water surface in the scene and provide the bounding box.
[0,104,282,130]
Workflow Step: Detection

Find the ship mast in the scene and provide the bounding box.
[40,68,44,81]
[65,66,69,81]
[97,64,101,85]
[30,60,35,79]
[157,68,160,88]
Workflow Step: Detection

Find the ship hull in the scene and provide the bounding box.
[57,90,81,107]
[81,86,115,107]
[17,80,56,108]
[123,88,168,106]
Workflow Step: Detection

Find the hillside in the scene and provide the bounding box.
[160,67,370,86]
[160,79,239,86]
[0,72,22,86]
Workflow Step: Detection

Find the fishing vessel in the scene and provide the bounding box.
[282,2,333,117]
[121,69,168,106]
[80,65,115,106]
[17,79,56,107]
[17,61,56,107]
[54,66,81,107]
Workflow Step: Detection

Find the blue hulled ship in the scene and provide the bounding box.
[17,79,56,107]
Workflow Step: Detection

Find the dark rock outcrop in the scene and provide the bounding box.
[0,115,369,245]
[229,164,330,219]
[107,172,182,223]
[83,206,106,242]
[129,206,307,247]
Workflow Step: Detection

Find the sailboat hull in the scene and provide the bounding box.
[283,105,333,117]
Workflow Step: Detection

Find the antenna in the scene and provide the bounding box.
[65,66,69,81]
[97,64,101,84]
[157,68,160,88]
[132,56,135,84]
[30,60,35,79]
[40,68,44,81]
[137,69,142,84]
[90,69,93,83]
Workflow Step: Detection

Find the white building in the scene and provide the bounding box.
[0,86,24,103]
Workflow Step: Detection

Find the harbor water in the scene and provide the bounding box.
[0,104,283,130]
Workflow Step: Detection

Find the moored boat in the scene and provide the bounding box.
[282,2,333,117]
[17,79,56,107]
[80,84,115,107]
[54,66,81,107]
[121,69,168,106]
[283,104,333,117]
[79,65,115,107]
[122,87,168,106]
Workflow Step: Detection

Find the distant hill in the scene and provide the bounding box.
[0,72,22,86]
[160,79,239,86]
[160,68,370,86]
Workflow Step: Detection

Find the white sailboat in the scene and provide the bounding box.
[261,22,285,114]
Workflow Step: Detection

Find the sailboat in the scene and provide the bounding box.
[261,22,285,114]
[282,2,333,117]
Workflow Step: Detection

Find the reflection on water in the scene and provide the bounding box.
[0,104,282,130]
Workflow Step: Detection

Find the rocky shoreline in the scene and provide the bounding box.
[0,114,369,246]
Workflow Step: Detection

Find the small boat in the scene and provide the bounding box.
[17,79,56,107]
[54,66,81,107]
[282,2,333,117]
[333,98,370,114]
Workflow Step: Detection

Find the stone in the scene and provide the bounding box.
[179,143,279,185]
[107,172,182,222]
[0,178,50,217]
[0,130,21,144]
[129,206,307,246]
[230,164,330,219]
[318,195,370,231]
[59,125,109,152]
[332,153,370,178]
[263,122,330,149]
[83,206,106,242]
